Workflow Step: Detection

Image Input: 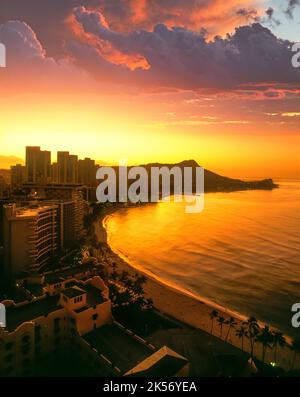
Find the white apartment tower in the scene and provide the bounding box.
[3,204,58,275]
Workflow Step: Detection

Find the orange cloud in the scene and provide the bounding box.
[67,11,150,71]
[95,0,264,38]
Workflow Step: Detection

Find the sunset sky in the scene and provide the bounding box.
[0,0,300,178]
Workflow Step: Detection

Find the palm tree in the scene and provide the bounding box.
[110,269,119,281]
[225,317,237,341]
[209,310,219,334]
[236,325,248,351]
[290,339,300,370]
[243,316,260,358]
[217,316,226,338]
[256,326,274,363]
[272,331,287,363]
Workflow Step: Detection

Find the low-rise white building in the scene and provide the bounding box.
[0,276,112,376]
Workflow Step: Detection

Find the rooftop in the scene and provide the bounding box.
[7,204,57,219]
[64,281,77,289]
[45,263,96,285]
[5,296,61,332]
[63,287,85,299]
[23,183,85,189]
[83,324,152,373]
[125,346,188,377]
[3,279,107,332]
[82,284,106,307]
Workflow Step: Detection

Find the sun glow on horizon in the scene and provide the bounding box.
[1,93,299,179]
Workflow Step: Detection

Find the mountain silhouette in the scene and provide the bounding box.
[109,159,278,194]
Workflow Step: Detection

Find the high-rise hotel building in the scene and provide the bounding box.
[3,204,58,276]
[25,147,51,184]
[5,148,87,277]
[20,184,86,250]
[57,152,78,184]
[78,158,97,186]
[27,184,86,244]
[10,164,26,190]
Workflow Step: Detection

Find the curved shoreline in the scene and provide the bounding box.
[94,206,297,370]
[104,213,248,322]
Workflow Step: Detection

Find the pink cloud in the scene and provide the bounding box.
[0,20,92,93]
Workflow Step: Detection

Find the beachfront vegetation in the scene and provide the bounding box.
[243,316,260,359]
[217,316,226,338]
[108,269,153,311]
[272,332,287,363]
[209,310,218,334]
[256,326,273,363]
[225,317,238,341]
[235,325,248,352]
[84,202,105,229]
[209,312,300,373]
[290,339,300,371]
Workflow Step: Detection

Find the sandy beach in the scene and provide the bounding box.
[92,208,299,371]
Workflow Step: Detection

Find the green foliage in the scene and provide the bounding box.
[256,326,274,363]
[108,270,153,311]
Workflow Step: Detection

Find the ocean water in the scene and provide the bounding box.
[105,181,300,338]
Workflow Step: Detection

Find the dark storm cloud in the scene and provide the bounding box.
[69,6,300,93]
[0,0,264,56]
[1,1,299,96]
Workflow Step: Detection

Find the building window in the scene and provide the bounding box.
[35,325,42,342]
[5,342,14,351]
[35,334,42,343]
[21,345,30,355]
[74,296,83,303]
[22,335,30,344]
[35,346,42,355]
